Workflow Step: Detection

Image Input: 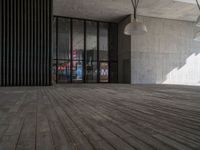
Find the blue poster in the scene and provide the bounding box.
[77,64,83,80]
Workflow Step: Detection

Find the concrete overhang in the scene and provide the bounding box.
[54,0,200,22]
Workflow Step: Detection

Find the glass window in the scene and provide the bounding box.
[53,17,118,83]
[53,17,57,59]
[58,18,71,60]
[52,60,57,82]
[72,61,84,82]
[57,60,71,82]
[109,23,118,61]
[86,21,97,61]
[73,20,84,61]
[85,61,97,82]
[99,23,108,61]
[100,62,109,82]
[110,62,118,83]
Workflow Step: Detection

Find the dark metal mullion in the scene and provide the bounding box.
[4,0,8,86]
[10,0,13,86]
[2,0,5,86]
[56,18,58,83]
[116,24,119,83]
[43,0,47,85]
[23,0,27,85]
[30,0,37,85]
[33,0,39,85]
[70,18,73,83]
[0,0,1,85]
[35,0,38,85]
[53,59,85,61]
[28,0,31,85]
[13,0,16,85]
[37,0,40,85]
[5,0,10,86]
[16,0,19,86]
[46,0,51,85]
[28,0,33,85]
[6,0,10,86]
[83,20,86,83]
[40,0,45,85]
[24,0,27,85]
[18,0,22,86]
[54,15,111,25]
[108,23,111,83]
[20,0,24,85]
[45,0,48,85]
[40,0,44,85]
[18,0,21,86]
[1,0,5,86]
[97,22,100,83]
[49,0,53,85]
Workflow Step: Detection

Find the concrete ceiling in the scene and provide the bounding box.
[53,0,200,22]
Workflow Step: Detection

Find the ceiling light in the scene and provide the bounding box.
[195,0,200,27]
[174,0,200,27]
[194,0,200,41]
[194,32,200,41]
[124,0,147,36]
[173,0,196,4]
[124,20,147,35]
[196,16,200,27]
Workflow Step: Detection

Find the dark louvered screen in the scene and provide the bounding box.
[0,0,52,86]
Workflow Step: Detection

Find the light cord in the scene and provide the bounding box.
[131,0,140,19]
[196,0,200,11]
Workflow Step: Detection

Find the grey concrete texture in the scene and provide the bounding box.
[118,16,131,83]
[54,0,199,22]
[131,16,200,85]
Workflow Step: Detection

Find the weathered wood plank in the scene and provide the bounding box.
[0,84,200,150]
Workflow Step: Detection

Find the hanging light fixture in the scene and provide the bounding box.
[195,0,200,26]
[194,32,200,41]
[194,0,200,41]
[124,0,147,35]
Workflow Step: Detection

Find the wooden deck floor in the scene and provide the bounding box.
[0,84,200,150]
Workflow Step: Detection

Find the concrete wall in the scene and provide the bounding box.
[118,16,131,83]
[131,16,200,86]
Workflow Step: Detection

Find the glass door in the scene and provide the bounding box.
[85,21,98,83]
[57,18,71,83]
[72,19,84,83]
[100,62,109,83]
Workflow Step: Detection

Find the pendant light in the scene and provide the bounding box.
[194,0,200,41]
[194,32,200,41]
[124,0,147,35]
[195,0,200,27]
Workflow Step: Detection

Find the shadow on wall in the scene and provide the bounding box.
[131,16,200,86]
[163,53,200,85]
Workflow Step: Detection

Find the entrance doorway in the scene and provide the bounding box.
[53,16,118,83]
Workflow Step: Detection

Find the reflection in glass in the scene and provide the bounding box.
[72,61,83,82]
[110,63,118,83]
[86,21,97,61]
[58,18,71,60]
[52,60,57,82]
[53,18,57,59]
[109,24,118,61]
[53,17,118,83]
[100,62,109,82]
[86,61,97,82]
[99,23,108,61]
[73,20,84,60]
[57,61,71,82]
